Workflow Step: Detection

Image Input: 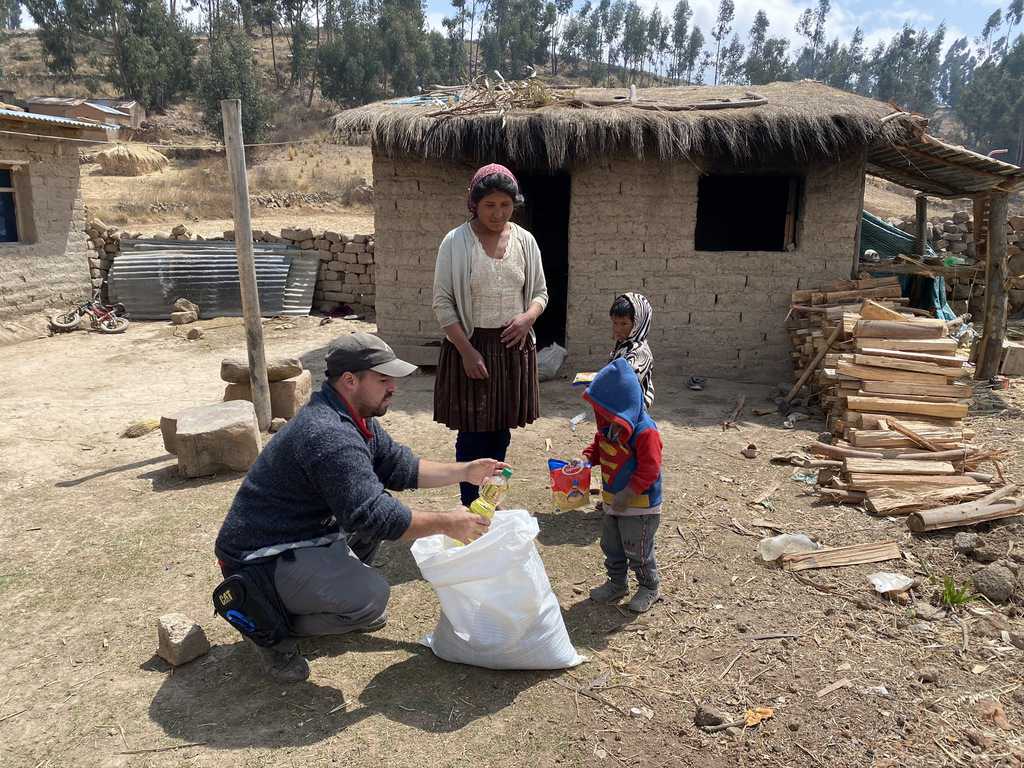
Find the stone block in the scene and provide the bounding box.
[220,356,303,383]
[299,239,316,250]
[282,228,314,241]
[357,252,374,264]
[174,400,261,477]
[160,415,178,454]
[224,370,313,419]
[170,310,198,325]
[157,613,210,667]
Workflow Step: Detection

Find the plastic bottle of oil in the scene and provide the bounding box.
[469,467,513,521]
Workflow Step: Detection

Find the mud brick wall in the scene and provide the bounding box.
[84,224,377,315]
[372,156,475,342]
[565,156,864,381]
[372,154,865,382]
[0,134,92,345]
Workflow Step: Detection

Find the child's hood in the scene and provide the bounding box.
[584,358,645,440]
[617,293,653,345]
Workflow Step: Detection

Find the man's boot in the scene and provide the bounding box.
[247,638,310,683]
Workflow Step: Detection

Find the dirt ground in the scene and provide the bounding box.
[3,316,1024,767]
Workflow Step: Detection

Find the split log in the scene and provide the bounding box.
[859,300,907,322]
[852,354,968,379]
[837,361,947,386]
[854,391,964,404]
[844,458,958,475]
[784,324,843,404]
[855,413,967,430]
[856,348,969,368]
[781,541,901,571]
[854,338,958,353]
[886,418,942,451]
[848,429,965,449]
[845,396,968,420]
[861,380,971,399]
[847,474,980,491]
[907,485,1023,532]
[854,320,947,339]
[810,441,883,460]
[818,488,868,504]
[867,485,994,516]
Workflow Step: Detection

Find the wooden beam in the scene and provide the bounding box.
[978,192,1010,380]
[846,395,968,419]
[221,99,271,431]
[916,194,928,257]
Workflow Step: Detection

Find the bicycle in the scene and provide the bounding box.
[49,287,130,334]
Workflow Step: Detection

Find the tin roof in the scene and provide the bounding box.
[0,108,117,137]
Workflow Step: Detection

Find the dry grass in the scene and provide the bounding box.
[83,144,373,225]
[95,143,170,176]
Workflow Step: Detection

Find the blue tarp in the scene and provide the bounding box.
[858,210,955,321]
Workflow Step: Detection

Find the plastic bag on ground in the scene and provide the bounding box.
[411,509,585,670]
[758,533,819,562]
[537,343,568,381]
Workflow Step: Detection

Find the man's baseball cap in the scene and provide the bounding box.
[325,332,417,378]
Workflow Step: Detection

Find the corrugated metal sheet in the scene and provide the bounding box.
[0,107,118,132]
[108,239,318,320]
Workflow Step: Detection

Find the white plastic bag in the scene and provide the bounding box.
[536,343,568,381]
[410,509,585,670]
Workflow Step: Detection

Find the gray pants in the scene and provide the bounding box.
[273,536,390,639]
[601,514,660,590]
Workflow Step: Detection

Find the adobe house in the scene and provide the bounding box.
[89,98,146,130]
[333,81,1024,382]
[0,107,115,344]
[25,97,132,130]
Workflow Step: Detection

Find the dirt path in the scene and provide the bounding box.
[2,319,1024,768]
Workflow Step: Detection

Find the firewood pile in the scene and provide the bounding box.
[785,275,1023,533]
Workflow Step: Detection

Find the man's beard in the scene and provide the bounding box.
[370,396,391,417]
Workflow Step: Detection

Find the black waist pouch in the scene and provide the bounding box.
[212,559,292,647]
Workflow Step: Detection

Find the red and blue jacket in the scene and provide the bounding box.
[583,358,663,513]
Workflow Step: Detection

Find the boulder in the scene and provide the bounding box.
[953,211,971,224]
[171,310,198,325]
[223,370,312,420]
[186,328,204,340]
[156,613,210,667]
[269,417,288,433]
[174,400,261,477]
[220,356,304,384]
[972,564,1016,604]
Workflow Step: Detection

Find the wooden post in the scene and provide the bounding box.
[915,194,928,257]
[977,191,1009,380]
[221,99,271,430]
[852,158,867,278]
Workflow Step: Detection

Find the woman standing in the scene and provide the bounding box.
[432,164,548,506]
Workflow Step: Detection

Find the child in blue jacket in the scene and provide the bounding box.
[582,358,663,613]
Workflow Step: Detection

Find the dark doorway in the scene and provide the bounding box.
[695,174,802,252]
[514,172,570,348]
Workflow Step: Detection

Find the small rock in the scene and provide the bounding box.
[173,297,200,315]
[269,417,287,433]
[735,623,748,634]
[973,565,1016,604]
[953,532,980,554]
[694,704,728,728]
[965,729,993,749]
[156,613,210,666]
[787,721,800,732]
[186,328,203,340]
[971,548,999,564]
[1009,632,1024,651]
[915,604,947,622]
[917,666,942,684]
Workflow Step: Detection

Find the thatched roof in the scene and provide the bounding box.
[331,80,922,169]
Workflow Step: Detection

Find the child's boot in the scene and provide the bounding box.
[628,585,660,613]
[589,579,628,603]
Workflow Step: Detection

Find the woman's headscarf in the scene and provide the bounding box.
[610,292,655,409]
[467,164,519,215]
